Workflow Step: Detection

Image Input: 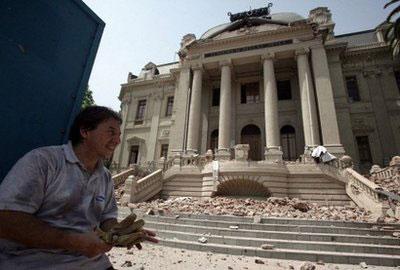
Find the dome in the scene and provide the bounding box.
[200,12,305,40]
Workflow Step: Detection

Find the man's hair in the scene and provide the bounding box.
[69,106,122,145]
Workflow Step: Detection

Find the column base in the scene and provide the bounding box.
[186,149,198,155]
[323,144,346,157]
[264,146,283,162]
[215,148,231,161]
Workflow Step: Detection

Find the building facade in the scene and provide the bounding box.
[113,6,400,173]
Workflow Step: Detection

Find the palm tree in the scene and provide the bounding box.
[384,0,400,57]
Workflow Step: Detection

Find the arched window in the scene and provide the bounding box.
[280,125,296,161]
[210,129,218,152]
[241,124,262,161]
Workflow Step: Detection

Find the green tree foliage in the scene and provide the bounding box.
[82,85,95,108]
[385,0,400,57]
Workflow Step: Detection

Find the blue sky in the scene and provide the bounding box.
[82,0,390,110]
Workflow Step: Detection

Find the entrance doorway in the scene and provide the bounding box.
[280,125,296,161]
[128,145,139,165]
[241,124,262,161]
[210,129,218,153]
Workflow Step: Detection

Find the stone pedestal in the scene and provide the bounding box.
[234,144,249,161]
[215,148,231,161]
[172,151,182,166]
[157,157,166,170]
[121,175,137,205]
[264,146,283,162]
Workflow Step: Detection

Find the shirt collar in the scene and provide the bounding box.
[62,141,105,176]
[63,141,80,164]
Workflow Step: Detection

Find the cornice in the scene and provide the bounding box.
[325,41,348,51]
[119,74,176,100]
[121,74,175,88]
[190,24,313,51]
[344,43,390,57]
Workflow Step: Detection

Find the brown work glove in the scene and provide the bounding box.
[96,213,145,249]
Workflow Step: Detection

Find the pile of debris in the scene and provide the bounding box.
[369,158,400,207]
[130,196,399,223]
[372,176,400,197]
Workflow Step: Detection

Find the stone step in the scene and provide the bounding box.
[143,215,397,236]
[155,238,400,266]
[154,229,400,255]
[147,212,400,229]
[144,221,400,246]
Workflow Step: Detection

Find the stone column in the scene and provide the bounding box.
[186,66,203,153]
[216,61,232,160]
[263,54,282,161]
[296,49,320,149]
[311,45,345,155]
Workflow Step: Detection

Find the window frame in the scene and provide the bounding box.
[165,96,174,117]
[240,82,260,104]
[277,80,292,100]
[135,99,147,125]
[356,135,372,163]
[345,76,361,102]
[211,88,220,107]
[160,144,169,158]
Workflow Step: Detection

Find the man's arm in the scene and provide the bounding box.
[0,210,111,258]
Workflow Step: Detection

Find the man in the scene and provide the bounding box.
[0,106,156,269]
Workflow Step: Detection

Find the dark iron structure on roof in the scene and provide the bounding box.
[228,3,273,22]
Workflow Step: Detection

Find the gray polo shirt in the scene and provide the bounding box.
[0,142,118,270]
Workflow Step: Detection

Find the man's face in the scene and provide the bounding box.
[81,118,121,159]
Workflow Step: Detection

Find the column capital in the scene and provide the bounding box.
[191,63,204,71]
[219,59,232,68]
[295,48,310,58]
[261,52,275,61]
[309,44,325,51]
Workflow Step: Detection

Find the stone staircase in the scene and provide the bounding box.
[127,210,400,267]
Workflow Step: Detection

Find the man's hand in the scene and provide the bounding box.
[70,231,112,258]
[97,213,158,249]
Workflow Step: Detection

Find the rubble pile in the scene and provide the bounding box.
[372,177,400,197]
[130,196,400,223]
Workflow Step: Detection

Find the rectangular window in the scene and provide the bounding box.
[212,88,220,106]
[277,80,292,100]
[135,99,146,124]
[128,145,139,165]
[356,136,372,163]
[346,76,361,102]
[160,144,169,158]
[240,82,260,104]
[395,71,400,94]
[165,96,174,116]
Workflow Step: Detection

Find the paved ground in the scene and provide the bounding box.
[107,244,398,270]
